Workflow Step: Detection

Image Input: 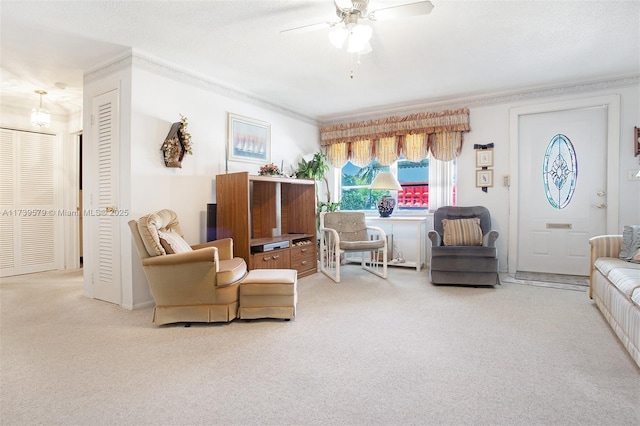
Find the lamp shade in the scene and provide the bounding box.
[31,107,51,128]
[31,90,51,128]
[370,171,402,191]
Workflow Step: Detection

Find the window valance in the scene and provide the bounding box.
[320,108,470,166]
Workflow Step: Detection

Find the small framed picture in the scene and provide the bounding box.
[476,170,493,188]
[476,149,494,167]
[227,113,271,164]
[635,126,639,157]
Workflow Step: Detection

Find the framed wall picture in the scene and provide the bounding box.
[476,170,493,188]
[635,126,639,157]
[476,149,494,167]
[227,113,271,164]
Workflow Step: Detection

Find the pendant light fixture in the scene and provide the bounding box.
[31,90,51,128]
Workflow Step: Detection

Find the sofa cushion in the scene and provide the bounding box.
[619,225,640,261]
[442,218,483,246]
[632,288,640,307]
[137,209,182,257]
[158,230,193,254]
[594,257,636,277]
[608,267,640,297]
[594,257,640,297]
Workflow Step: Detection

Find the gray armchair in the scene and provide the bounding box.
[428,206,500,286]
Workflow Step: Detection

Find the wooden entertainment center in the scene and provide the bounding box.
[216,172,317,277]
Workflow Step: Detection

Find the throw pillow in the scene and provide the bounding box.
[619,225,640,261]
[442,217,483,246]
[158,230,193,254]
[632,249,640,264]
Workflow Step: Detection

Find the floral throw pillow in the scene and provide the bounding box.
[158,230,193,254]
[619,225,640,262]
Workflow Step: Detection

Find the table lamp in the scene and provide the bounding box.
[370,171,402,217]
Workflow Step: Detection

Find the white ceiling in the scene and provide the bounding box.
[1,0,638,123]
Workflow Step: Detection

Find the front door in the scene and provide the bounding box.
[517,105,608,276]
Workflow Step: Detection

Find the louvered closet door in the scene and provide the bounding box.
[89,89,121,304]
[0,129,58,277]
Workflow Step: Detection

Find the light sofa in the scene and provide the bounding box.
[589,235,640,368]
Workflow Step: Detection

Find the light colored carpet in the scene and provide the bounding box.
[1,267,638,425]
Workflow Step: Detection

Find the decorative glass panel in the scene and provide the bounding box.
[543,134,578,209]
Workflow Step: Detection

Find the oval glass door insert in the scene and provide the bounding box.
[543,134,577,209]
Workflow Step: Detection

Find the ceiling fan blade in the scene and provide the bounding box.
[369,1,434,21]
[280,21,333,35]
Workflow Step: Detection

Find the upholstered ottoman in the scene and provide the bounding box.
[239,269,297,320]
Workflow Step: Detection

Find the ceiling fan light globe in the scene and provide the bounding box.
[329,27,348,48]
[358,41,372,55]
[347,36,363,53]
[351,23,372,42]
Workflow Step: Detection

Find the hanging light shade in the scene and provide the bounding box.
[329,22,373,55]
[31,90,51,128]
[329,26,349,48]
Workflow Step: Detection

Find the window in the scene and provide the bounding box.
[338,157,456,212]
[341,161,388,211]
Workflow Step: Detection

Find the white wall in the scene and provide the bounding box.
[456,83,640,271]
[129,68,319,244]
[122,65,319,308]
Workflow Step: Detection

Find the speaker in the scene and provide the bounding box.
[206,203,217,242]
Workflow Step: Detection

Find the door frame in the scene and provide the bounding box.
[508,94,620,274]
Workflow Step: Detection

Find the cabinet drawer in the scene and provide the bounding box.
[291,245,315,260]
[251,249,291,270]
[291,252,316,272]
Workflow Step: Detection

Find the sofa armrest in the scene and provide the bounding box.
[484,230,499,247]
[191,238,233,260]
[589,235,623,260]
[427,230,441,247]
[142,247,219,267]
[588,235,622,299]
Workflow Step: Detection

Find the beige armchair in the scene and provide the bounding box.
[128,209,247,325]
[319,211,388,283]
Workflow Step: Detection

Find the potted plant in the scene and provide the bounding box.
[295,151,341,227]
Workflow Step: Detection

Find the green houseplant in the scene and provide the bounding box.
[295,151,340,225]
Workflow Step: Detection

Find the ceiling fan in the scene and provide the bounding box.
[281,0,435,35]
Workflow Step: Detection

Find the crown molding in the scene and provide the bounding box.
[86,50,318,125]
[84,51,133,83]
[319,74,640,125]
[84,51,637,128]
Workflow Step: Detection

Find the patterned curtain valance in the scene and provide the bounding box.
[320,108,470,146]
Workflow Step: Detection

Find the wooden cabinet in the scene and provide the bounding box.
[251,248,290,270]
[290,240,316,276]
[216,172,317,277]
